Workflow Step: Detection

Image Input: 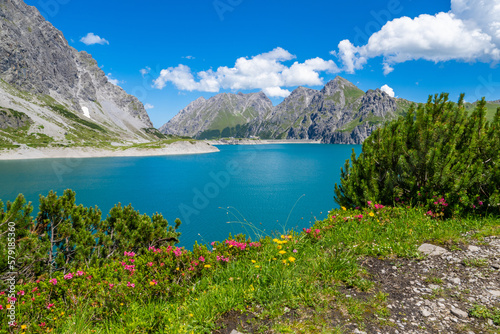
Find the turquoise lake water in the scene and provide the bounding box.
[0,144,361,248]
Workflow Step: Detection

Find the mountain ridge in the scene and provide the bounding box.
[0,0,161,149]
[160,76,413,144]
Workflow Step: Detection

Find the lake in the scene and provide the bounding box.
[0,144,361,248]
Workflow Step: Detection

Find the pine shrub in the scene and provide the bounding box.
[334,93,500,217]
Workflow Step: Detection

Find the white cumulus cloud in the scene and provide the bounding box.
[106,73,123,86]
[80,33,109,46]
[153,47,340,97]
[262,87,291,98]
[144,103,154,110]
[333,0,500,74]
[380,84,395,97]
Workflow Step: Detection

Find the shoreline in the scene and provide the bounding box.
[206,139,322,145]
[0,140,219,160]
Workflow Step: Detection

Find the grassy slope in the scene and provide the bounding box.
[4,206,498,333]
[464,101,499,122]
[0,103,189,150]
[0,80,168,149]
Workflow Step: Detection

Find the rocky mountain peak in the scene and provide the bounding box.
[159,77,409,144]
[356,89,398,119]
[0,0,155,143]
[321,76,357,96]
[189,96,207,107]
[159,90,273,138]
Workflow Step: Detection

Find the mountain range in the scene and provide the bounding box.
[159,77,414,144]
[160,77,500,144]
[1,0,498,149]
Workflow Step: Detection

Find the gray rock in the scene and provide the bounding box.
[0,107,31,129]
[468,245,480,252]
[230,330,244,334]
[353,329,367,334]
[418,244,449,256]
[488,290,500,297]
[451,308,468,318]
[420,308,432,317]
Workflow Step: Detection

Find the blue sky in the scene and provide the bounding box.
[25,0,500,127]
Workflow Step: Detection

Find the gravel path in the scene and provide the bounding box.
[215,236,500,333]
[354,236,500,333]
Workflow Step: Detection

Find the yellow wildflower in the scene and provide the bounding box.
[250,284,255,291]
[176,267,179,271]
[6,304,11,309]
[288,256,296,262]
[279,250,286,255]
[277,245,282,250]
[282,260,287,264]
[251,260,256,263]
[204,264,211,268]
[21,325,27,330]
[281,235,286,239]
[341,206,347,211]
[273,238,279,243]
[369,212,375,217]
[255,265,260,268]
[189,313,194,317]
[272,258,277,260]
[60,312,65,316]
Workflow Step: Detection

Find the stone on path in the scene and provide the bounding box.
[420,308,432,317]
[488,290,500,297]
[467,245,480,252]
[353,329,367,334]
[451,308,468,318]
[418,243,449,256]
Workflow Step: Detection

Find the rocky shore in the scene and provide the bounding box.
[206,139,322,145]
[0,140,219,160]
